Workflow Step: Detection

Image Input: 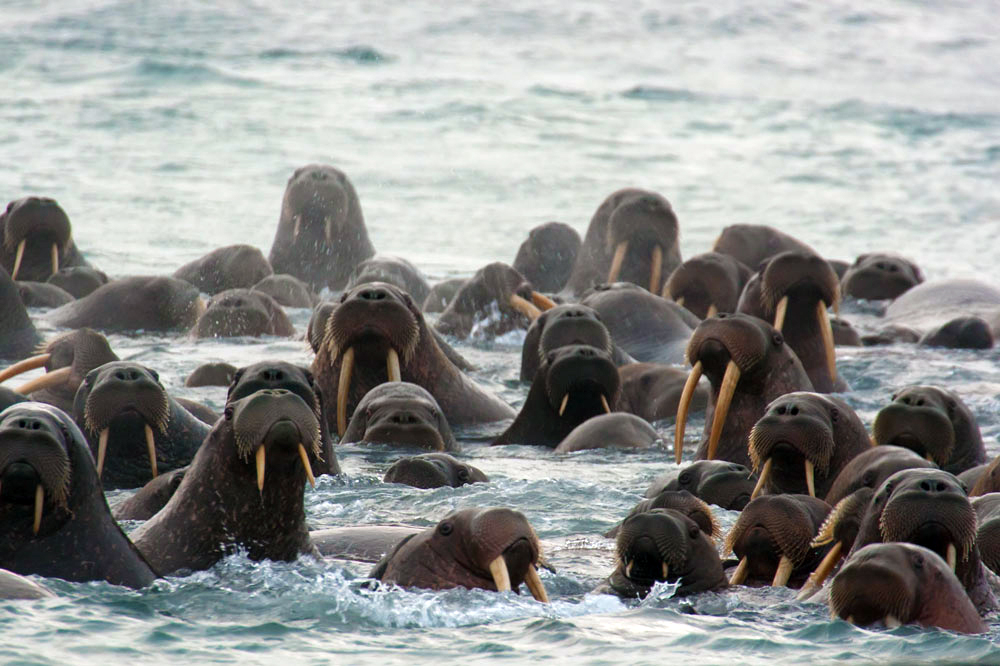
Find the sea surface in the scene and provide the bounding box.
[2,1,1000,664]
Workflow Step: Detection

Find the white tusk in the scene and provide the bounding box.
[805,459,816,498]
[523,564,549,603]
[674,360,702,464]
[729,556,749,585]
[773,295,789,332]
[488,555,512,593]
[144,424,158,479]
[607,241,628,283]
[336,346,355,437]
[298,443,316,488]
[11,239,26,281]
[751,458,772,500]
[32,484,44,535]
[386,348,401,383]
[96,427,109,478]
[255,445,266,492]
[707,360,741,460]
[772,555,795,587]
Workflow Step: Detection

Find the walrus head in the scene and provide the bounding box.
[0,328,117,401]
[519,304,612,382]
[512,222,581,293]
[663,252,751,319]
[342,382,455,451]
[872,386,971,468]
[607,489,718,539]
[649,460,757,511]
[541,344,619,421]
[372,506,548,602]
[1,197,72,281]
[383,452,488,489]
[192,289,293,338]
[840,253,923,301]
[604,191,679,294]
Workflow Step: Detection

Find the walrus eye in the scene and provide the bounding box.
[688,523,700,538]
[438,522,453,536]
[771,332,784,346]
[457,469,469,481]
[678,472,692,486]
[224,406,234,421]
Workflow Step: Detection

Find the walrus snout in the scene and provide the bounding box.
[830,544,917,627]
[1,197,72,281]
[616,510,692,587]
[604,192,678,293]
[544,344,619,418]
[841,253,923,301]
[538,306,612,357]
[192,289,292,339]
[872,390,955,466]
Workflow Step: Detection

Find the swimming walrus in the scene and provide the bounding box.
[0,197,89,283]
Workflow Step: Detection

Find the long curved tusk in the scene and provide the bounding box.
[32,484,44,535]
[771,555,795,587]
[649,244,663,293]
[324,216,334,246]
[13,366,71,396]
[751,458,772,500]
[336,346,355,437]
[805,459,816,498]
[558,394,569,417]
[674,360,703,464]
[509,294,542,320]
[531,292,557,311]
[255,445,266,492]
[488,555,512,593]
[773,295,789,332]
[607,241,628,283]
[706,303,718,319]
[706,360,741,460]
[386,348,401,383]
[144,424,158,479]
[0,354,52,384]
[11,239,26,281]
[729,556,749,585]
[298,443,316,488]
[523,564,549,603]
[675,295,685,308]
[946,543,957,572]
[600,394,611,414]
[50,243,60,277]
[795,541,843,601]
[817,300,837,385]
[96,427,109,478]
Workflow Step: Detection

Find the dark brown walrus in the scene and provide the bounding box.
[512,221,581,294]
[311,282,514,438]
[342,382,458,452]
[0,402,156,587]
[191,289,295,338]
[662,251,752,320]
[519,303,630,382]
[47,275,204,333]
[712,223,816,272]
[0,197,89,283]
[383,452,488,489]
[645,460,757,511]
[173,244,273,295]
[0,266,41,361]
[823,444,934,506]
[370,507,549,602]
[131,388,324,575]
[839,252,923,301]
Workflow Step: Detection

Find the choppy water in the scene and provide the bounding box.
[3,1,1000,663]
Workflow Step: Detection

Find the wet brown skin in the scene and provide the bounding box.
[191,288,295,338]
[663,252,752,320]
[185,362,238,388]
[872,386,986,474]
[347,255,431,306]
[173,244,273,295]
[512,221,581,293]
[422,277,467,314]
[748,392,870,500]
[724,494,832,588]
[554,412,659,453]
[268,163,375,292]
[47,266,108,299]
[47,276,203,333]
[645,460,757,511]
[112,467,187,521]
[131,389,323,576]
[617,363,708,423]
[251,273,316,309]
[737,250,845,392]
[0,387,28,413]
[312,282,514,434]
[919,316,994,349]
[72,361,212,490]
[565,189,681,296]
[0,197,89,283]
[0,266,41,361]
[370,507,547,600]
[0,402,156,587]
[831,317,861,346]
[824,445,934,506]
[881,279,1000,349]
[848,468,995,613]
[840,253,923,301]
[342,382,458,452]
[831,543,986,633]
[970,456,1000,496]
[435,262,553,340]
[519,303,627,382]
[599,508,727,599]
[972,494,1000,576]
[16,281,74,308]
[383,452,488,489]
[604,489,718,539]
[677,313,813,467]
[712,224,816,271]
[494,344,620,448]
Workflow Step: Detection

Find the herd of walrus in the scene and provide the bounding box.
[3,163,1000,636]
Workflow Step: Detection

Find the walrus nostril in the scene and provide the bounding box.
[262,369,284,382]
[390,412,419,425]
[359,288,387,301]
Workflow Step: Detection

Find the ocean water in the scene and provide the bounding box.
[2,1,1000,663]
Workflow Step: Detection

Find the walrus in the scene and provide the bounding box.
[0,386,28,413]
[0,267,41,360]
[829,543,986,633]
[46,266,108,298]
[383,452,488,489]
[342,382,458,452]
[422,277,466,314]
[712,224,816,271]
[494,345,619,448]
[312,282,514,436]
[0,402,156,587]
[173,244,273,295]
[565,189,681,296]
[725,493,832,588]
[190,288,295,338]
[112,467,187,521]
[973,494,1000,576]
[604,489,718,539]
[251,273,316,308]
[598,508,727,599]
[663,252,752,319]
[435,262,556,340]
[519,303,630,382]
[840,253,923,301]
[131,388,323,575]
[674,313,813,466]
[369,507,549,602]
[737,250,844,392]
[919,316,994,349]
[17,281,74,308]
[268,164,375,291]
[347,255,431,307]
[185,361,238,388]
[831,317,861,346]
[0,568,53,599]
[580,283,698,365]
[879,279,1000,349]
[747,392,870,500]
[0,197,89,283]
[617,363,708,423]
[72,361,211,489]
[553,412,659,453]
[970,456,1000,497]
[872,386,986,474]
[823,445,935,506]
[512,221,581,293]
[47,276,203,333]
[645,460,758,511]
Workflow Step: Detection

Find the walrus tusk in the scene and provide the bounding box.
[884,615,901,629]
[558,394,569,417]
[144,424,158,479]
[817,300,837,384]
[674,360,703,464]
[488,555,511,593]
[805,459,816,498]
[386,348,401,383]
[649,244,663,294]
[796,541,843,601]
[600,394,611,414]
[12,366,71,396]
[11,239,26,281]
[706,303,718,319]
[32,484,44,535]
[773,295,789,332]
[624,559,633,578]
[50,243,60,277]
[706,360,741,460]
[336,346,355,437]
[324,216,334,246]
[607,241,628,283]
[255,445,266,492]
[751,458,772,500]
[0,353,52,384]
[674,295,685,308]
[509,294,542,320]
[298,443,316,488]
[96,428,109,478]
[946,543,957,572]
[771,555,794,587]
[729,556,749,585]
[662,562,669,580]
[524,565,549,603]
[531,292,557,311]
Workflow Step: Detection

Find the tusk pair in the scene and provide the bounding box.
[96,424,159,480]
[335,347,402,437]
[509,294,542,320]
[607,241,664,294]
[254,443,318,492]
[772,296,837,385]
[0,353,52,384]
[796,541,843,601]
[489,555,549,603]
[751,458,815,501]
[558,393,612,417]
